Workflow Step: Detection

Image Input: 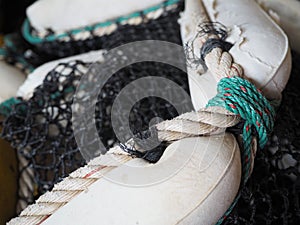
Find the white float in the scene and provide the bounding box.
[27,0,165,33]
[0,50,105,107]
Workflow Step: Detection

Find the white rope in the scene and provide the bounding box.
[155,107,240,141]
[8,147,131,225]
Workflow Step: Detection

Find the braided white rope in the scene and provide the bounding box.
[8,147,131,225]
[156,107,240,141]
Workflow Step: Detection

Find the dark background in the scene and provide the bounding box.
[0,0,35,34]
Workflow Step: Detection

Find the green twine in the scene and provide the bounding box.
[209,76,275,225]
[207,76,275,181]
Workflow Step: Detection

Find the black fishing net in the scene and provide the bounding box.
[0,0,300,224]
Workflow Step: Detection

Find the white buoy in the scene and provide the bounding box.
[27,0,165,33]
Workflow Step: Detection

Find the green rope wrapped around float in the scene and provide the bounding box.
[208,76,275,181]
[207,76,276,224]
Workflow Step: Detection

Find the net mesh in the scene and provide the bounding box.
[0,0,300,224]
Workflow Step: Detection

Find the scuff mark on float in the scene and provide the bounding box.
[238,39,275,69]
[231,25,275,70]
[227,25,243,45]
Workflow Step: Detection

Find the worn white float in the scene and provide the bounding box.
[27,0,165,33]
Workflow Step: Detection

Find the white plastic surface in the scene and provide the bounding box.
[27,0,165,32]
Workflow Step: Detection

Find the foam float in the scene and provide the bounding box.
[23,0,177,44]
[26,0,166,33]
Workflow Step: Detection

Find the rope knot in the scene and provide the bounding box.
[207,76,275,181]
[208,76,275,148]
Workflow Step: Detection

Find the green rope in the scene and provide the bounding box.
[208,76,275,225]
[207,76,275,181]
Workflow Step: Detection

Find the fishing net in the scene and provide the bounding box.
[0,0,300,224]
